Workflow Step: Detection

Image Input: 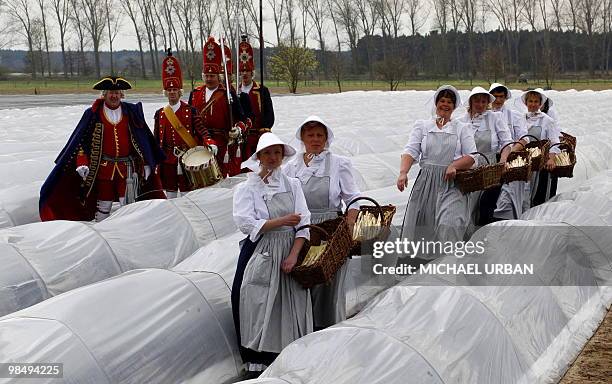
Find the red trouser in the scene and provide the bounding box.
[159,163,192,192]
[96,178,127,201]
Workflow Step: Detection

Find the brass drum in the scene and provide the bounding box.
[180,146,223,188]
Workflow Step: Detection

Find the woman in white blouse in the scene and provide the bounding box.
[284,115,362,329]
[397,85,476,259]
[489,83,530,220]
[231,132,312,374]
[521,88,560,209]
[459,86,512,229]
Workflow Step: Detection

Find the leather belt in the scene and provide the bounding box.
[102,155,132,162]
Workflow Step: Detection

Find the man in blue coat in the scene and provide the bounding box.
[40,76,165,222]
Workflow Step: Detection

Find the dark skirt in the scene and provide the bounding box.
[231,236,279,366]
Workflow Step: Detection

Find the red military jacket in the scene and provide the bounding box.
[153,101,213,165]
[77,106,136,181]
[189,85,244,145]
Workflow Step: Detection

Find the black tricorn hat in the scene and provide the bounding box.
[92,76,132,91]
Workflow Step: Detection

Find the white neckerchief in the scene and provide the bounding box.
[205,86,218,103]
[169,101,181,113]
[526,110,542,119]
[434,115,452,128]
[470,112,485,124]
[240,81,253,94]
[247,167,283,201]
[103,104,122,124]
[297,150,329,183]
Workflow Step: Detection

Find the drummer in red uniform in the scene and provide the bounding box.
[238,35,275,159]
[154,50,218,198]
[189,36,248,177]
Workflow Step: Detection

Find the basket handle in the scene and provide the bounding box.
[344,196,383,217]
[500,141,526,153]
[295,224,330,240]
[519,134,542,143]
[549,142,575,153]
[470,151,490,165]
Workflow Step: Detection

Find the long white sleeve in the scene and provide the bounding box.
[233,183,267,241]
[492,112,513,151]
[402,120,424,160]
[337,156,362,208]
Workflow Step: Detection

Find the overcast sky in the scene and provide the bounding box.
[1,3,445,52]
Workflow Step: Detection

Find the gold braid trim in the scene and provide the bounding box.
[84,122,103,199]
[130,126,144,161]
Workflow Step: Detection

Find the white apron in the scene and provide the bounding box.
[400,126,469,259]
[523,120,544,211]
[299,153,347,328]
[239,174,313,353]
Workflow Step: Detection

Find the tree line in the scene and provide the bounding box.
[0,0,610,91]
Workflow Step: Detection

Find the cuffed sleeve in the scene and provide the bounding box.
[458,121,477,158]
[233,184,267,241]
[493,113,513,151]
[546,119,562,154]
[337,156,362,208]
[402,120,424,160]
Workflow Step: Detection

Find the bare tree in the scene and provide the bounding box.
[6,0,37,77]
[489,0,516,76]
[104,0,122,75]
[196,0,217,51]
[374,55,408,90]
[432,0,450,76]
[433,0,449,34]
[81,0,106,78]
[406,0,427,35]
[326,0,344,91]
[0,0,14,49]
[299,0,312,48]
[458,0,479,82]
[268,0,286,45]
[122,0,147,78]
[549,0,565,31]
[174,0,199,87]
[51,0,70,77]
[239,0,259,35]
[380,0,406,38]
[157,0,180,58]
[567,0,580,71]
[331,0,360,71]
[285,0,299,46]
[577,0,604,75]
[35,0,52,76]
[305,0,328,74]
[32,18,45,76]
[68,0,88,75]
[603,0,611,73]
[138,0,160,75]
[522,0,539,79]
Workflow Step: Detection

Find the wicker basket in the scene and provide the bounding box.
[550,142,576,178]
[560,132,577,149]
[291,218,352,289]
[345,197,396,256]
[455,152,505,194]
[520,134,550,171]
[501,141,532,183]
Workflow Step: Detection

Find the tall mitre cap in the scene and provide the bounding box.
[239,34,255,72]
[162,48,183,90]
[203,36,223,74]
